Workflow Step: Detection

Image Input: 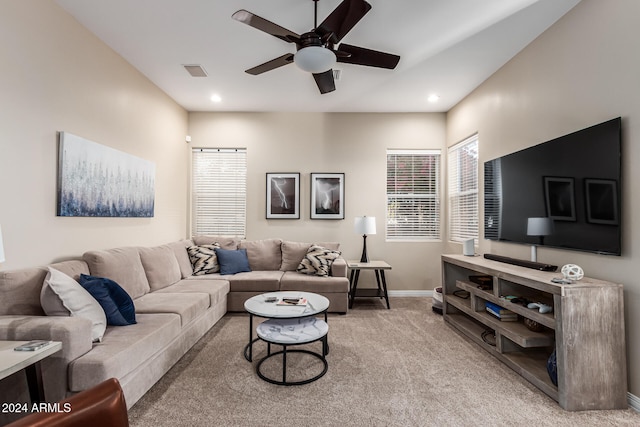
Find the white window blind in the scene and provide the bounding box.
[447,134,479,242]
[386,149,441,241]
[191,148,246,237]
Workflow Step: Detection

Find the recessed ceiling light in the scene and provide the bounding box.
[210,94,222,103]
[427,94,440,103]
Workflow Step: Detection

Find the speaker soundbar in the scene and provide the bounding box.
[483,253,558,272]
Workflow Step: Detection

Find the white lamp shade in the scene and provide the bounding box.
[0,224,5,263]
[527,217,553,236]
[354,216,377,235]
[293,46,336,73]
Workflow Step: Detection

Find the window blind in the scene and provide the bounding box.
[386,149,441,241]
[447,134,479,242]
[191,148,247,237]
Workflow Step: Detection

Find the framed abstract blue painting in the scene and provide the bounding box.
[57,132,155,217]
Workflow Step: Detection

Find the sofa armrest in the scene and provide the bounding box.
[331,257,347,278]
[0,315,93,361]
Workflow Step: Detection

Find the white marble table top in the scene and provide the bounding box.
[244,291,329,318]
[257,317,329,345]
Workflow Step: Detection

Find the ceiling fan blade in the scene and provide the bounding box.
[316,0,371,44]
[245,54,294,75]
[336,43,400,69]
[313,70,336,94]
[232,9,300,43]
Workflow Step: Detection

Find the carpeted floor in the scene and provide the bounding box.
[128,297,640,426]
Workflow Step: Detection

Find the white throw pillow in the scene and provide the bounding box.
[41,267,107,342]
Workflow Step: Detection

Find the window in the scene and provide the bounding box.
[447,134,478,242]
[386,149,441,241]
[191,148,246,237]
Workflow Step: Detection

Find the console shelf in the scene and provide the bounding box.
[441,254,627,411]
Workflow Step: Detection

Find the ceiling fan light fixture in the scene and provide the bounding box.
[294,46,336,73]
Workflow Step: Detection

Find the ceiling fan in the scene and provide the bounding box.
[232,0,400,94]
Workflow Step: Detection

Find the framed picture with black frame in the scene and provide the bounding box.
[585,178,618,225]
[266,173,300,219]
[543,176,576,221]
[310,173,344,219]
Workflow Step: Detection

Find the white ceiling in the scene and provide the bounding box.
[55,0,580,113]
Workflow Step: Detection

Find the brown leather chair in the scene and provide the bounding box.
[6,378,129,427]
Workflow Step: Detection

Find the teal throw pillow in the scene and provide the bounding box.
[214,248,252,275]
[79,274,137,326]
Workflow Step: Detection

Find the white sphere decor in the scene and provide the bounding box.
[561,264,584,282]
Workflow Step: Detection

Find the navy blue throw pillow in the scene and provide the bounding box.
[214,248,252,275]
[79,274,136,326]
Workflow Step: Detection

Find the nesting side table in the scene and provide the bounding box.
[347,260,392,309]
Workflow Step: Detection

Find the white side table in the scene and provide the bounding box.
[0,340,62,403]
[347,260,392,309]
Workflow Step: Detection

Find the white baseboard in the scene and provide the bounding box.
[628,392,640,412]
[388,290,432,297]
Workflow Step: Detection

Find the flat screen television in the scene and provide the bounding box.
[484,117,622,256]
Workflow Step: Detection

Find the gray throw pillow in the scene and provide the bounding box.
[41,267,107,342]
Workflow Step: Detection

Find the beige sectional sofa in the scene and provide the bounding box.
[0,236,348,423]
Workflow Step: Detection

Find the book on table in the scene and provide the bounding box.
[277,297,308,306]
[485,301,518,321]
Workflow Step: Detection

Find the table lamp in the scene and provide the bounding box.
[527,217,553,262]
[0,224,5,263]
[354,216,376,263]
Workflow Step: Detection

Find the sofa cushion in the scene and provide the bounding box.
[192,235,239,250]
[68,313,181,392]
[165,239,194,278]
[49,260,91,281]
[133,292,209,327]
[280,241,340,271]
[187,244,221,275]
[154,278,230,308]
[297,245,342,277]
[0,267,48,315]
[138,245,182,291]
[213,270,283,292]
[41,268,107,342]
[239,238,283,271]
[280,271,349,293]
[83,247,150,299]
[214,248,252,275]
[79,274,136,326]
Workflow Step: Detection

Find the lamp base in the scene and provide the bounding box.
[360,235,369,263]
[531,245,537,262]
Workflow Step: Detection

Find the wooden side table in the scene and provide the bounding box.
[0,340,62,403]
[347,260,391,309]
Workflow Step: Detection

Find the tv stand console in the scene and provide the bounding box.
[441,254,627,411]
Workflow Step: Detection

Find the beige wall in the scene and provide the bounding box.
[0,1,189,269]
[188,112,447,292]
[447,0,640,397]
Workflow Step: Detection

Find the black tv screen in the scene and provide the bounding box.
[484,117,622,256]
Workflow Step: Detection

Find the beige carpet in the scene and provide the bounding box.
[128,298,639,426]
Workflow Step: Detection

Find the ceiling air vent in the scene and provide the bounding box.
[183,64,208,77]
